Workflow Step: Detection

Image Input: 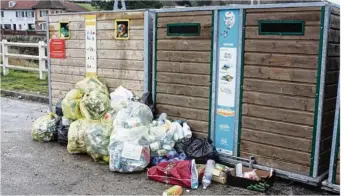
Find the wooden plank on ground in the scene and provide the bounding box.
[246,12,321,26]
[157,72,210,86]
[50,58,85,67]
[157,15,212,28]
[100,78,144,90]
[328,29,340,43]
[242,116,313,139]
[244,66,317,83]
[241,152,309,175]
[157,27,211,40]
[97,19,144,30]
[157,61,210,75]
[242,104,314,125]
[97,69,144,80]
[97,59,144,70]
[245,40,319,55]
[245,53,318,69]
[157,51,210,63]
[96,11,144,20]
[241,128,312,152]
[246,7,321,13]
[328,43,340,56]
[243,91,315,112]
[240,140,311,165]
[158,11,211,17]
[245,26,320,40]
[330,15,340,29]
[156,83,209,98]
[243,78,316,98]
[156,104,208,121]
[157,94,209,110]
[98,50,144,61]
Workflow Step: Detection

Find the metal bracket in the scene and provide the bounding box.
[249,156,256,169]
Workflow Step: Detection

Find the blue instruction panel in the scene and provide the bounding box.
[214,9,240,155]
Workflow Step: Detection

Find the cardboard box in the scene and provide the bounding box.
[196,163,235,185]
[227,165,274,192]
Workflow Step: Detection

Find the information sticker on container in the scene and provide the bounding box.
[121,142,142,160]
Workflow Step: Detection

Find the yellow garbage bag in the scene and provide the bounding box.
[62,89,84,120]
[79,90,110,120]
[32,113,59,142]
[75,77,109,96]
[67,119,90,154]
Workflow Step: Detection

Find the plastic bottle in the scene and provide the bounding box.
[166,150,178,158]
[162,185,183,196]
[158,113,167,125]
[202,159,215,189]
[182,122,192,139]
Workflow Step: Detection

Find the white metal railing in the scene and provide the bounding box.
[0,39,48,80]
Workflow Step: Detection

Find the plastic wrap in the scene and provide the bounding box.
[75,77,109,96]
[31,113,59,142]
[113,102,153,128]
[62,89,84,120]
[79,90,110,120]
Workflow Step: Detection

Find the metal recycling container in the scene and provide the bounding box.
[152,2,340,185]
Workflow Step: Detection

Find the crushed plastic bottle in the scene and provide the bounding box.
[182,122,192,139]
[202,159,215,189]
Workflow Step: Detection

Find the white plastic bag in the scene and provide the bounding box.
[110,86,133,102]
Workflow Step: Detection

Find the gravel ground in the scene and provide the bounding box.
[0,97,335,195]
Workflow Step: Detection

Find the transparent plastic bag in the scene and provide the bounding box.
[67,119,92,154]
[79,90,110,120]
[75,77,109,96]
[32,113,59,142]
[113,102,153,128]
[103,101,129,122]
[110,86,133,102]
[84,120,113,163]
[62,89,84,120]
[109,125,151,172]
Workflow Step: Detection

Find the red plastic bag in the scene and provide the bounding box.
[147,160,198,189]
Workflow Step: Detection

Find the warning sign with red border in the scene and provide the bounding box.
[49,39,66,59]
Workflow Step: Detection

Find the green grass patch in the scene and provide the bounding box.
[1,70,48,95]
[77,3,101,11]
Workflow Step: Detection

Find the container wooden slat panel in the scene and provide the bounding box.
[97,19,144,30]
[49,22,85,31]
[96,11,144,20]
[156,104,208,122]
[241,140,311,165]
[156,83,209,98]
[97,69,144,80]
[157,51,211,63]
[241,152,309,175]
[158,11,211,17]
[157,94,209,110]
[323,97,337,112]
[100,78,144,91]
[243,78,316,98]
[328,29,340,43]
[245,40,319,55]
[157,27,211,40]
[51,65,85,76]
[51,58,85,67]
[157,40,211,51]
[168,115,208,133]
[50,29,144,40]
[325,84,338,99]
[246,11,321,26]
[242,116,313,139]
[330,15,340,29]
[98,50,144,61]
[244,66,317,83]
[327,57,340,71]
[157,61,210,75]
[51,81,75,91]
[97,59,144,70]
[157,72,210,86]
[331,7,340,15]
[51,73,84,83]
[246,7,321,13]
[328,43,340,56]
[49,14,85,22]
[65,40,144,50]
[245,26,321,40]
[243,104,314,125]
[243,91,315,112]
[157,15,212,28]
[242,128,312,152]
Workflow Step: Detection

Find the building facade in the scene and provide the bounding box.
[0,1,37,30]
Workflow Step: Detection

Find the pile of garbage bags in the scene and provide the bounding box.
[31,76,217,176]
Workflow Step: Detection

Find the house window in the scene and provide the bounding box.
[18,24,22,30]
[40,23,46,30]
[16,11,25,18]
[26,11,34,18]
[40,10,48,17]
[28,24,35,30]
[4,24,11,29]
[1,11,4,17]
[258,20,305,36]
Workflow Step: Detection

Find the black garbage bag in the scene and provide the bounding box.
[176,136,218,164]
[55,100,63,116]
[57,117,72,146]
[139,92,156,116]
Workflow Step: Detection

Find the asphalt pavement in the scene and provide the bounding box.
[0,97,333,195]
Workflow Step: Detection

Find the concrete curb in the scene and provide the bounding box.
[0,89,49,104]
